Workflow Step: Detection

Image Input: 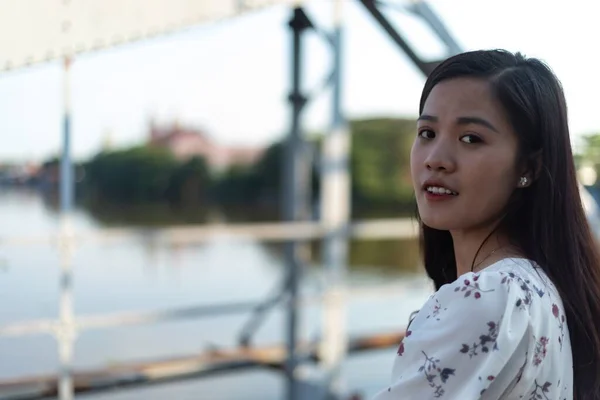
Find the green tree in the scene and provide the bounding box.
[81,117,417,215]
[575,133,600,187]
[213,140,317,208]
[578,134,600,164]
[84,146,179,203]
[212,117,417,214]
[350,117,416,213]
[213,164,262,205]
[166,156,210,206]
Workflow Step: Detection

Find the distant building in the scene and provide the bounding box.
[0,162,41,186]
[147,121,264,172]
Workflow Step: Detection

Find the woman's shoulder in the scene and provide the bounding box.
[383,259,572,400]
[480,257,562,304]
[431,260,530,315]
[437,258,539,298]
[429,258,561,322]
[482,257,542,277]
[410,261,528,334]
[393,259,546,398]
[449,258,559,298]
[422,258,567,342]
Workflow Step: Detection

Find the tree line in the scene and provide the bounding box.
[76,117,418,218]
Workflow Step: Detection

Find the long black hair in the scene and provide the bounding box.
[418,49,600,399]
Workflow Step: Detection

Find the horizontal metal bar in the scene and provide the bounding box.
[0,281,430,338]
[0,320,57,337]
[0,302,260,338]
[77,301,263,331]
[349,218,417,239]
[0,221,320,246]
[0,330,406,400]
[0,218,418,247]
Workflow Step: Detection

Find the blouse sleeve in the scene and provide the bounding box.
[374,270,531,399]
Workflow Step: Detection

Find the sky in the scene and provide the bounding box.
[1,0,599,163]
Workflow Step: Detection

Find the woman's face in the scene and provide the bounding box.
[411,77,522,232]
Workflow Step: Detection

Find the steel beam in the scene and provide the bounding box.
[284,7,312,400]
[357,0,463,77]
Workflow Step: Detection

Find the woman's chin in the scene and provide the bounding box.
[420,216,457,231]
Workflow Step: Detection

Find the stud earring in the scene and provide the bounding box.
[519,176,528,187]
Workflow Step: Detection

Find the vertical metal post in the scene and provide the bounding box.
[60,57,74,213]
[284,7,311,400]
[320,0,349,397]
[58,56,76,400]
[58,224,75,400]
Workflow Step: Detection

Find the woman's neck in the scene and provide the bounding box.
[451,226,515,276]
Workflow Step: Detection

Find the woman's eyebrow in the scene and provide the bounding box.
[456,116,499,133]
[417,114,499,133]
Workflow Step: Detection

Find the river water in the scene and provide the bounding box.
[0,188,433,399]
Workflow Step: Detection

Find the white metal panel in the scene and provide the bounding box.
[0,0,302,72]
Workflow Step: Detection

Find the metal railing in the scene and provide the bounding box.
[0,218,422,400]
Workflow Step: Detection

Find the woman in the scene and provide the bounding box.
[373,50,600,399]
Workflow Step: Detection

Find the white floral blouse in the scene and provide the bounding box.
[372,258,573,399]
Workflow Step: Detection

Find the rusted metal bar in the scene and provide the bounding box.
[0,330,405,400]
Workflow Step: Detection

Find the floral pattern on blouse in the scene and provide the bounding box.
[373,258,573,400]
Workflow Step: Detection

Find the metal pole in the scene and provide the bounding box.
[320,0,350,397]
[60,57,74,213]
[284,7,311,400]
[58,224,75,400]
[58,56,76,400]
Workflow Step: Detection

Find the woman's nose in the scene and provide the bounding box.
[424,144,456,172]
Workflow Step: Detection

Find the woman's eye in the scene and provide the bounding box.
[418,129,435,139]
[460,134,482,144]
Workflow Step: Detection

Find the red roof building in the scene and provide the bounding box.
[148,121,264,171]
